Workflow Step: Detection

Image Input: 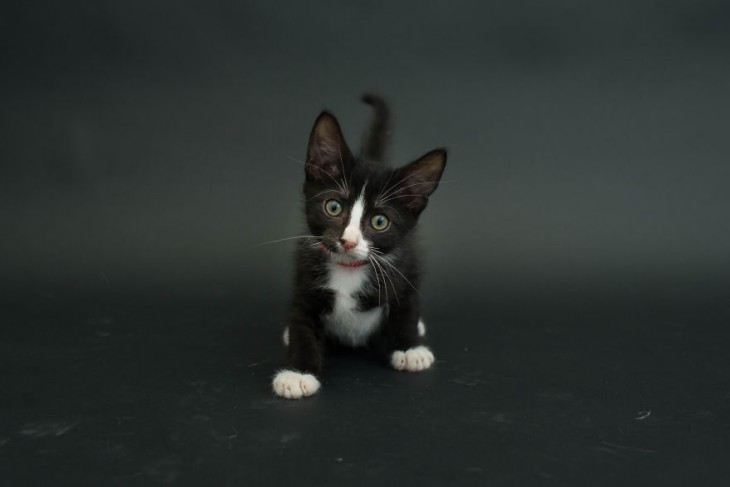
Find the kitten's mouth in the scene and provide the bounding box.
[318,244,368,268]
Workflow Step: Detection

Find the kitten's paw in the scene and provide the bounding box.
[390,346,435,372]
[417,319,426,337]
[272,370,320,399]
[282,326,290,346]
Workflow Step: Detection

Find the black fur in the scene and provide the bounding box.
[360,93,392,163]
[284,95,446,377]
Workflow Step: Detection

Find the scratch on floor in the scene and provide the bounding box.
[280,433,301,444]
[635,410,651,420]
[600,440,655,454]
[248,359,271,367]
[593,446,627,457]
[20,421,78,438]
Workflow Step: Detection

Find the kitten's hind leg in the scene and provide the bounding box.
[282,326,290,346]
[417,319,426,337]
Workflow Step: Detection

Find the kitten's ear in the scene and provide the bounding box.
[393,149,447,214]
[305,112,352,183]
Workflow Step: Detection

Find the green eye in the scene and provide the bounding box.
[371,214,389,231]
[324,199,343,217]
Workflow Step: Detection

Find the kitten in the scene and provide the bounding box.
[272,94,447,399]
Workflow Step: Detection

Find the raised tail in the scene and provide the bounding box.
[361,93,392,163]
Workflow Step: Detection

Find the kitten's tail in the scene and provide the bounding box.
[361,93,392,163]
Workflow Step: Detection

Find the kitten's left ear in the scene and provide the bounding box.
[393,149,447,214]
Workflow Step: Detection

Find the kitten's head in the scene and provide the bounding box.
[303,111,446,266]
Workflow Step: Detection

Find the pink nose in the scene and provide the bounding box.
[340,239,357,251]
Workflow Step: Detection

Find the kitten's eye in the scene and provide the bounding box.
[371,214,389,231]
[324,199,343,217]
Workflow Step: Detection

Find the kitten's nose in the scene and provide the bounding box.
[340,238,357,251]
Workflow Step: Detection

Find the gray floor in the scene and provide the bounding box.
[1,293,728,485]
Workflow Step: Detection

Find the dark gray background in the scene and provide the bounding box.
[2,0,729,306]
[3,3,730,485]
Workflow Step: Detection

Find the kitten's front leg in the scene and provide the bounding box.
[390,345,435,372]
[272,321,324,399]
[380,304,435,373]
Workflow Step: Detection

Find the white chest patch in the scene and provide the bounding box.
[322,263,383,347]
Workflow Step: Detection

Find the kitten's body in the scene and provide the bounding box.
[272,95,446,399]
[323,261,384,347]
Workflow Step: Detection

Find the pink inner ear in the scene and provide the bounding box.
[399,150,446,196]
[305,112,352,182]
[387,149,446,212]
[307,148,341,180]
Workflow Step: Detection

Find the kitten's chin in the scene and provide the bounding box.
[332,254,368,267]
[318,244,368,268]
[330,251,369,267]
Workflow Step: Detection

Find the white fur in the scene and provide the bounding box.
[391,346,435,372]
[322,186,385,346]
[339,188,370,260]
[342,194,364,244]
[285,321,423,344]
[417,319,426,337]
[272,370,320,399]
[323,263,383,346]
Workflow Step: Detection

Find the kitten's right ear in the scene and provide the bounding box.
[305,112,352,183]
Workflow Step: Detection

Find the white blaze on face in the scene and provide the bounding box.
[340,185,369,258]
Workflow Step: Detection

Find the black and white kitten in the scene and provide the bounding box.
[272,95,447,399]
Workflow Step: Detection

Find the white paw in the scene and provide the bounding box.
[390,346,435,372]
[272,370,321,399]
[417,319,426,337]
[282,326,289,346]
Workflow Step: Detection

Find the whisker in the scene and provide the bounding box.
[347,163,354,191]
[336,143,350,192]
[287,156,347,194]
[377,180,452,205]
[339,144,354,192]
[379,179,427,202]
[370,256,389,304]
[286,155,307,165]
[375,170,396,202]
[379,259,389,304]
[368,256,382,307]
[308,189,341,200]
[377,193,430,204]
[370,255,398,305]
[310,164,347,194]
[379,261,396,305]
[378,258,400,305]
[250,235,321,248]
[377,165,434,202]
[369,257,379,307]
[379,180,444,199]
[374,254,422,298]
